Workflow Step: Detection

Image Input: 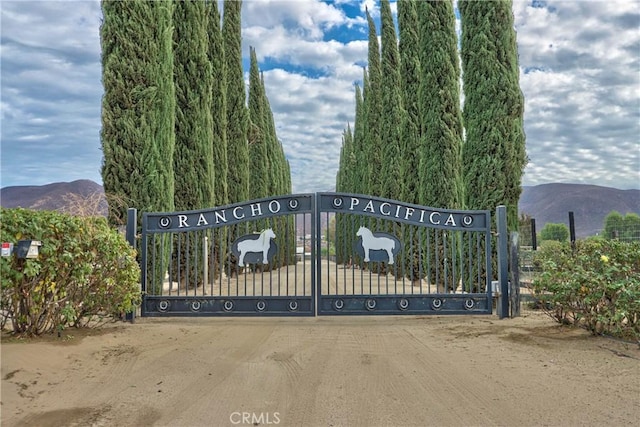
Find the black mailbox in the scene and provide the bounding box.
[15,240,42,259]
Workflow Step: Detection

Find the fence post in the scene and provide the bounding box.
[569,211,576,252]
[509,232,520,317]
[530,218,537,251]
[496,205,509,319]
[125,208,137,323]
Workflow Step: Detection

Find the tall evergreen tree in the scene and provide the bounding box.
[335,124,354,264]
[100,0,175,293]
[417,0,464,291]
[261,72,283,196]
[173,0,214,212]
[379,0,404,201]
[417,0,464,210]
[206,0,228,208]
[398,0,422,205]
[337,124,353,192]
[172,0,215,288]
[223,0,249,204]
[100,0,175,226]
[351,82,366,194]
[460,0,527,231]
[247,47,269,200]
[364,9,383,196]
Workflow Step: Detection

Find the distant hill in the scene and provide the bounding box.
[1,181,638,238]
[0,180,107,216]
[519,183,640,238]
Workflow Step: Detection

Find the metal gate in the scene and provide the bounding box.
[139,193,496,317]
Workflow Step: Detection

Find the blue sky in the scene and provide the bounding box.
[1,0,639,195]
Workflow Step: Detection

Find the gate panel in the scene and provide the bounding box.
[140,194,315,316]
[316,193,493,315]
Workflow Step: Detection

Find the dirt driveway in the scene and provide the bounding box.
[2,310,639,427]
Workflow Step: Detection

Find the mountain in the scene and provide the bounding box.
[1,181,638,238]
[519,183,640,238]
[0,180,107,216]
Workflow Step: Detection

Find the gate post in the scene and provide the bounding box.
[496,205,509,319]
[125,208,137,323]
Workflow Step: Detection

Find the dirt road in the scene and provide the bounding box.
[2,311,639,427]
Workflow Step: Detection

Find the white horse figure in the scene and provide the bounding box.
[237,228,276,267]
[356,226,395,264]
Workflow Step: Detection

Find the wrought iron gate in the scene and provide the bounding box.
[139,193,496,317]
[315,193,493,315]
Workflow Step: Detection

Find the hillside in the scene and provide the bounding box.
[1,181,638,238]
[519,183,640,238]
[0,180,107,216]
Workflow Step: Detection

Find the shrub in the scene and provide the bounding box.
[531,239,640,341]
[1,208,141,335]
[538,222,569,242]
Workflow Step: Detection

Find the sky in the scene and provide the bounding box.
[1,0,639,195]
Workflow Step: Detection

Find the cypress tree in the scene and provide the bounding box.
[460,0,527,232]
[206,0,228,208]
[205,0,228,280]
[417,0,464,209]
[364,9,383,196]
[173,0,214,212]
[223,0,249,204]
[260,71,283,196]
[398,0,421,205]
[351,82,365,194]
[379,0,404,202]
[100,0,175,293]
[335,124,354,264]
[100,0,175,226]
[172,0,214,288]
[247,47,269,200]
[337,124,353,192]
[418,0,464,291]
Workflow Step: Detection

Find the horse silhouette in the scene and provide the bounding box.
[237,228,276,267]
[356,226,396,264]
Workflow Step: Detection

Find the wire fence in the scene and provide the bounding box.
[591,224,640,242]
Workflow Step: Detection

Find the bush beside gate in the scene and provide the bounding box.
[531,238,640,341]
[1,208,141,336]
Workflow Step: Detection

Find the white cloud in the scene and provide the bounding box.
[515,0,640,189]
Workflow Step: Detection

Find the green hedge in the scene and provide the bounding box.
[1,208,141,335]
[531,239,640,341]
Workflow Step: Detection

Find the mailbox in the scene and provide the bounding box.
[15,240,42,259]
[1,242,13,257]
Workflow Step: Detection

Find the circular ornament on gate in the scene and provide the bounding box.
[334,299,345,311]
[223,300,234,312]
[462,215,474,227]
[191,301,201,312]
[398,298,410,311]
[431,298,443,310]
[158,217,172,229]
[365,298,377,311]
[288,300,299,311]
[332,197,343,209]
[256,300,267,312]
[158,300,170,312]
[464,298,475,310]
[288,198,299,211]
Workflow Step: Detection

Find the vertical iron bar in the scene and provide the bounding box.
[204,235,208,295]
